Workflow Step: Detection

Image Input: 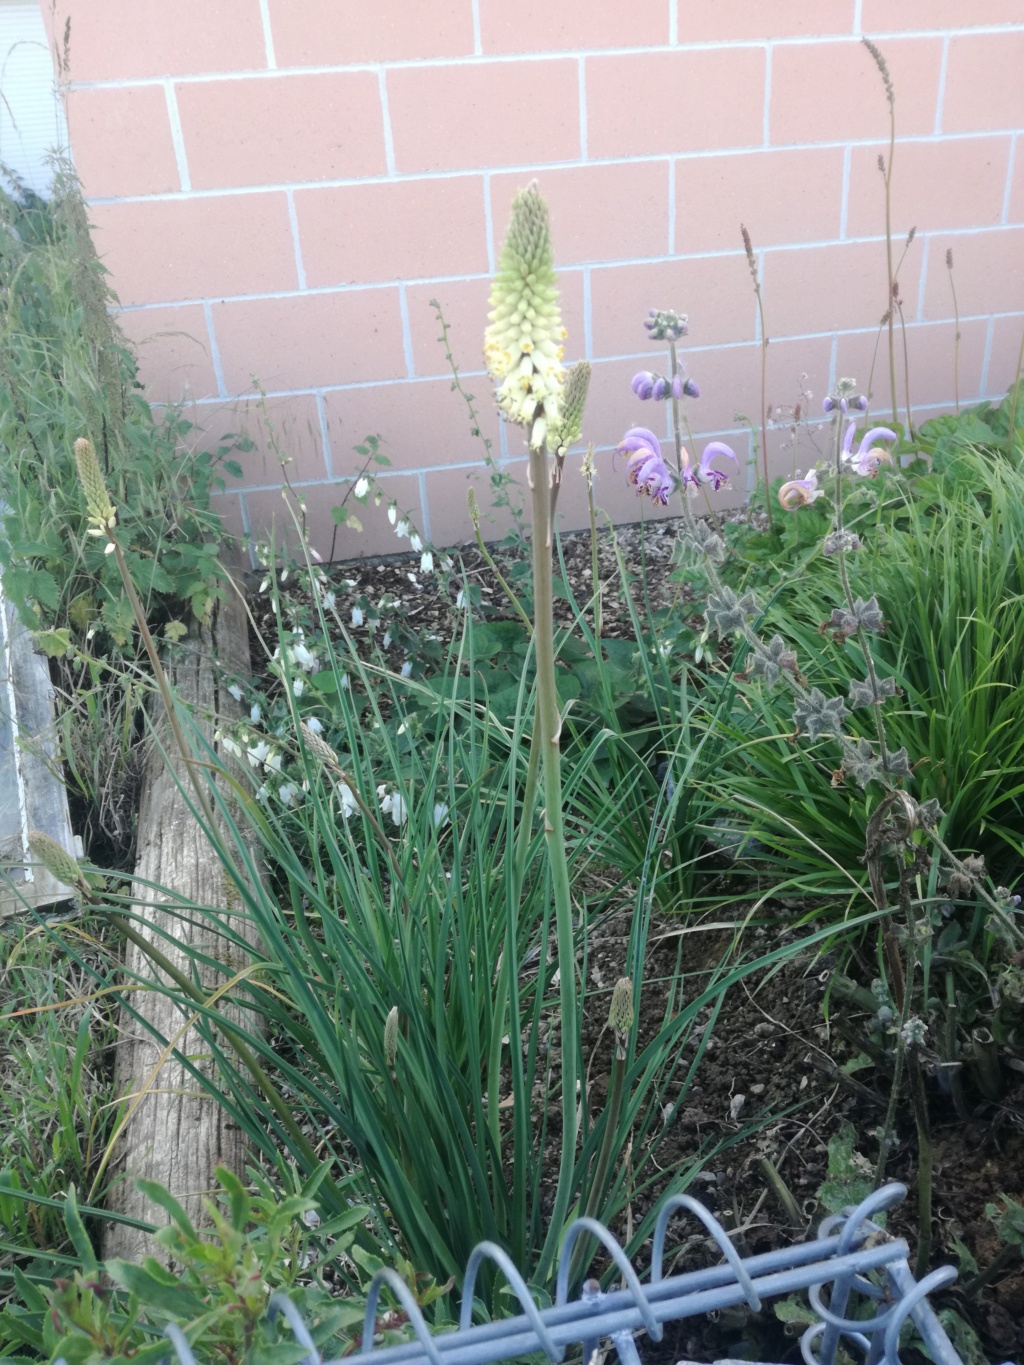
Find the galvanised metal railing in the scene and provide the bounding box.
[89,1182,1000,1365]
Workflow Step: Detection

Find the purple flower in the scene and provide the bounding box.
[631,371,656,400]
[778,471,825,509]
[671,373,684,400]
[652,375,671,400]
[683,377,700,398]
[842,421,897,477]
[618,427,673,505]
[698,441,738,492]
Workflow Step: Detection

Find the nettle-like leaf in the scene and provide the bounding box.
[841,737,882,787]
[828,594,886,639]
[849,674,897,708]
[682,517,725,563]
[705,586,758,637]
[793,687,848,741]
[749,633,797,686]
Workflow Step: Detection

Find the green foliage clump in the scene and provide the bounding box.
[0,170,228,647]
[0,1168,372,1364]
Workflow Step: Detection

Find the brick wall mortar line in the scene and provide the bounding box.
[578,56,588,160]
[839,143,852,239]
[853,0,863,36]
[1001,133,1018,224]
[914,233,929,323]
[133,311,1018,409]
[315,392,334,479]
[84,128,1024,206]
[934,33,949,136]
[483,172,496,274]
[418,471,432,540]
[582,265,593,360]
[286,190,307,290]
[378,68,396,177]
[471,0,482,56]
[257,0,277,69]
[202,301,227,398]
[106,223,1024,314]
[762,42,772,146]
[63,26,1024,89]
[163,82,191,193]
[668,0,677,47]
[980,316,996,394]
[666,158,675,255]
[399,284,415,378]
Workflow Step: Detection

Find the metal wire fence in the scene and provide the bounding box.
[66,1182,1001,1365]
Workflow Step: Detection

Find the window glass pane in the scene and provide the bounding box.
[0,3,67,197]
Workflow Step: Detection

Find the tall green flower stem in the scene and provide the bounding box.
[864,38,899,428]
[740,225,774,532]
[528,438,580,1279]
[829,416,890,771]
[483,185,582,1275]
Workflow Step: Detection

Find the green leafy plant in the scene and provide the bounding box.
[0,1168,374,1364]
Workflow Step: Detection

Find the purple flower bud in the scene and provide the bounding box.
[855,394,869,410]
[631,371,655,400]
[683,377,700,399]
[839,398,849,414]
[671,373,684,400]
[823,397,836,414]
[652,375,670,400]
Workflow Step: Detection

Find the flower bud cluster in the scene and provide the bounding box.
[484,182,566,451]
[643,308,688,341]
[631,371,700,401]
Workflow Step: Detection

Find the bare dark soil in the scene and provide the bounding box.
[254,520,1024,1365]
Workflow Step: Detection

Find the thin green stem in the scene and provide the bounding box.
[830,419,890,771]
[528,442,579,1282]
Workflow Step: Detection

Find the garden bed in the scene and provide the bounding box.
[242,510,1024,1365]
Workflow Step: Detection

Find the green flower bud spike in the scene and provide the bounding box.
[554,360,591,452]
[384,1005,399,1069]
[608,977,634,1037]
[484,181,566,452]
[74,437,117,540]
[28,830,90,897]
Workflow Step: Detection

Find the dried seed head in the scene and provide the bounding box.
[608,977,634,1034]
[301,721,340,769]
[384,1005,399,1067]
[863,37,894,110]
[740,224,759,286]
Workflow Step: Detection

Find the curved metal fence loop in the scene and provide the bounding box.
[268,1291,321,1365]
[458,1240,562,1361]
[53,1182,978,1365]
[555,1216,662,1342]
[882,1266,959,1365]
[650,1193,761,1310]
[360,1267,444,1365]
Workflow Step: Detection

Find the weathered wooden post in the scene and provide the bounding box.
[103,577,264,1261]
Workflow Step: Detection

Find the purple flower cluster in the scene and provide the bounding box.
[842,421,898,477]
[631,370,701,401]
[617,429,738,506]
[619,428,673,504]
[823,394,869,415]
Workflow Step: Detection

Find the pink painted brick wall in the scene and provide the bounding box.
[46,2,1024,558]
